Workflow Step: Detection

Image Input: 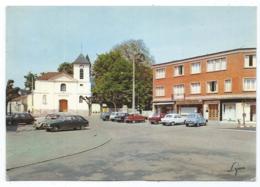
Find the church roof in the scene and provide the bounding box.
[72,54,91,64]
[37,72,63,80]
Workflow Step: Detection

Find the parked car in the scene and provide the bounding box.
[124,114,146,123]
[34,113,62,129]
[161,113,186,126]
[45,115,89,132]
[185,113,207,127]
[6,112,35,125]
[100,112,111,121]
[109,112,120,121]
[114,112,129,122]
[148,113,166,124]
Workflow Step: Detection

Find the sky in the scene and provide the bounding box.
[6,6,256,88]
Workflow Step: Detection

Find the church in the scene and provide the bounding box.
[26,54,96,116]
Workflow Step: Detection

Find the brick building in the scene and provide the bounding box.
[152,48,256,122]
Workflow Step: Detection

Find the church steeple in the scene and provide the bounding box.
[72,54,91,82]
[72,54,91,65]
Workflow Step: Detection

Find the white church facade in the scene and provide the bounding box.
[26,54,99,116]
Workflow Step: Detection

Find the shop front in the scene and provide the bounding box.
[153,101,175,114]
[175,100,203,116]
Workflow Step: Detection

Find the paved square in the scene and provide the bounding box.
[6,116,256,181]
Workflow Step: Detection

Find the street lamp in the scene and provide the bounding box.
[132,53,145,113]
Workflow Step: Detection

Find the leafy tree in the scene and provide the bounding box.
[24,72,37,91]
[57,62,73,75]
[113,39,155,65]
[93,40,154,111]
[92,51,132,110]
[6,80,20,114]
[112,39,154,110]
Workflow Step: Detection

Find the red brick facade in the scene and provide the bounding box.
[152,48,256,122]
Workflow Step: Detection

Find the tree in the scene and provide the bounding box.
[92,51,132,110]
[112,39,154,110]
[92,39,154,111]
[113,39,155,65]
[57,62,73,75]
[24,71,37,91]
[6,80,20,114]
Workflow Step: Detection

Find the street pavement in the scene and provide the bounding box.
[6,115,256,181]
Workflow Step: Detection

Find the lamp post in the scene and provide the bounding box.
[132,57,136,113]
[132,53,145,113]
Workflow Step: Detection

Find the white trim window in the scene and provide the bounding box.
[190,83,201,94]
[244,55,256,68]
[174,65,184,76]
[42,95,47,105]
[79,96,83,103]
[60,83,66,91]
[207,58,226,72]
[155,86,165,96]
[243,78,256,91]
[155,68,165,79]
[207,81,218,93]
[173,84,185,99]
[191,62,201,74]
[224,79,232,92]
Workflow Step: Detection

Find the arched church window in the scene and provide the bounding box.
[42,95,47,105]
[60,83,66,91]
[80,69,84,79]
[79,96,83,103]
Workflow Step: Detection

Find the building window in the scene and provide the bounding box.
[173,84,185,99]
[244,55,256,68]
[80,69,84,79]
[174,65,184,76]
[190,83,201,94]
[207,58,226,72]
[155,68,165,79]
[224,79,232,92]
[42,95,47,105]
[155,87,165,96]
[60,83,66,91]
[191,62,201,74]
[207,81,218,93]
[79,96,83,103]
[243,78,256,91]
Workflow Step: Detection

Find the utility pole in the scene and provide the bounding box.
[31,75,34,113]
[131,53,145,114]
[132,57,135,114]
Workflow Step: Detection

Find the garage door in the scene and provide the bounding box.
[180,107,197,115]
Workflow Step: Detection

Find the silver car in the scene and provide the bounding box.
[34,114,62,129]
[185,113,207,127]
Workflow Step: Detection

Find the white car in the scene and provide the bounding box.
[161,113,186,126]
[109,112,120,121]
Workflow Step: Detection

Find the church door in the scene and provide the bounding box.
[59,99,68,112]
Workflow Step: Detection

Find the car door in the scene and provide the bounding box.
[62,116,72,130]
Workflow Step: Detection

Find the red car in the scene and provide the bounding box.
[124,114,146,123]
[148,113,166,124]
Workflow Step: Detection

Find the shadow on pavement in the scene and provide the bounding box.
[6,125,18,132]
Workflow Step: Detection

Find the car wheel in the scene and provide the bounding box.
[185,123,189,127]
[196,123,200,127]
[53,126,59,132]
[171,122,175,126]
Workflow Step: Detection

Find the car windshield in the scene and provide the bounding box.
[187,114,197,118]
[46,114,60,119]
[165,114,173,118]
